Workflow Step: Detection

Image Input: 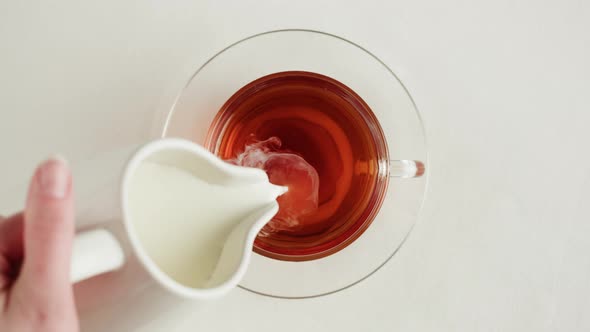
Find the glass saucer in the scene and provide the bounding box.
[162,29,428,298]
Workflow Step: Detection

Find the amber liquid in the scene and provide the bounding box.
[207,71,389,261]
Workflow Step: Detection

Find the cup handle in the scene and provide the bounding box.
[390,160,425,178]
[70,229,125,283]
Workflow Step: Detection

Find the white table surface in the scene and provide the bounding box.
[1,1,589,331]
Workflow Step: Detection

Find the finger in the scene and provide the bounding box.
[21,157,74,290]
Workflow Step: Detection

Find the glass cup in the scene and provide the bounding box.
[160,29,428,298]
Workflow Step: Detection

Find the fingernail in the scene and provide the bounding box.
[37,156,71,199]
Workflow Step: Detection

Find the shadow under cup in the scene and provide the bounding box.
[206,71,390,262]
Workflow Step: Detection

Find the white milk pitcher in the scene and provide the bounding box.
[71,138,285,299]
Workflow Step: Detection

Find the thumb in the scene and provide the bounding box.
[20,157,74,292]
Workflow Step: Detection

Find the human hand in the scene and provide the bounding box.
[0,158,78,332]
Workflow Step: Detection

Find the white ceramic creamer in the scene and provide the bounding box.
[69,138,285,299]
